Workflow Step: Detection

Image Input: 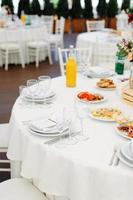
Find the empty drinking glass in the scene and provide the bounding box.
[27,79,38,103]
[19,85,26,96]
[38,76,51,97]
[74,100,90,141]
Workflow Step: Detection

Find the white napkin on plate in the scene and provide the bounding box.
[87,67,114,78]
[29,118,58,133]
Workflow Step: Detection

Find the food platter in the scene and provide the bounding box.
[116,121,133,140]
[96,79,116,90]
[89,108,122,122]
[77,91,106,104]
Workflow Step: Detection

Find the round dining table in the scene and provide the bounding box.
[76,31,122,67]
[7,74,133,200]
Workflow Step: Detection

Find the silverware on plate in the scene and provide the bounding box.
[44,131,80,145]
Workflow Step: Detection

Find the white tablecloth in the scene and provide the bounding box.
[0,24,48,65]
[76,31,121,67]
[7,74,133,200]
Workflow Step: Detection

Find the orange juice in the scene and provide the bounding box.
[66,57,77,87]
[21,13,26,24]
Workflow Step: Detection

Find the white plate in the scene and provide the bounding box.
[115,126,132,140]
[24,91,55,100]
[117,148,133,168]
[96,86,116,91]
[89,108,122,122]
[29,128,69,137]
[29,119,69,134]
[22,94,56,103]
[121,142,133,162]
[22,88,55,100]
[89,112,116,122]
[76,93,106,104]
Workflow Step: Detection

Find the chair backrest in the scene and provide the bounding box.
[0,123,10,173]
[58,47,92,76]
[4,29,23,44]
[94,41,116,68]
[86,20,105,32]
[55,17,65,36]
[0,178,48,200]
[27,25,48,41]
[43,15,53,34]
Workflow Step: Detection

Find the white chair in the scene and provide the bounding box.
[0,123,48,200]
[86,20,105,32]
[0,123,10,173]
[0,30,25,71]
[58,47,92,76]
[49,17,65,61]
[0,178,48,200]
[42,15,53,34]
[26,26,53,67]
[94,42,116,68]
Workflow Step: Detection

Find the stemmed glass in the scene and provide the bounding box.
[74,100,90,141]
[26,79,38,105]
[55,107,77,148]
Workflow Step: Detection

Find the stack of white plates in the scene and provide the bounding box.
[118,142,133,167]
[29,118,69,137]
[86,67,114,78]
[22,89,56,103]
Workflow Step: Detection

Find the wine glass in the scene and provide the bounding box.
[26,79,38,104]
[55,107,77,147]
[74,100,90,141]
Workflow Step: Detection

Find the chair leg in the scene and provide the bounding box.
[47,44,53,65]
[5,50,9,71]
[55,43,58,61]
[0,50,3,67]
[36,48,39,68]
[26,47,30,65]
[19,49,25,69]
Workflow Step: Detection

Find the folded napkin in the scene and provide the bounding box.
[29,115,81,135]
[29,118,58,133]
[29,118,69,134]
[87,67,114,78]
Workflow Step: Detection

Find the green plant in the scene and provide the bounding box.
[97,0,107,17]
[71,0,82,19]
[83,0,93,19]
[18,0,30,18]
[107,0,118,17]
[56,0,69,19]
[30,0,42,16]
[121,0,130,11]
[1,0,14,14]
[43,0,55,15]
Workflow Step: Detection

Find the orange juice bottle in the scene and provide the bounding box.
[21,11,26,24]
[66,45,77,87]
